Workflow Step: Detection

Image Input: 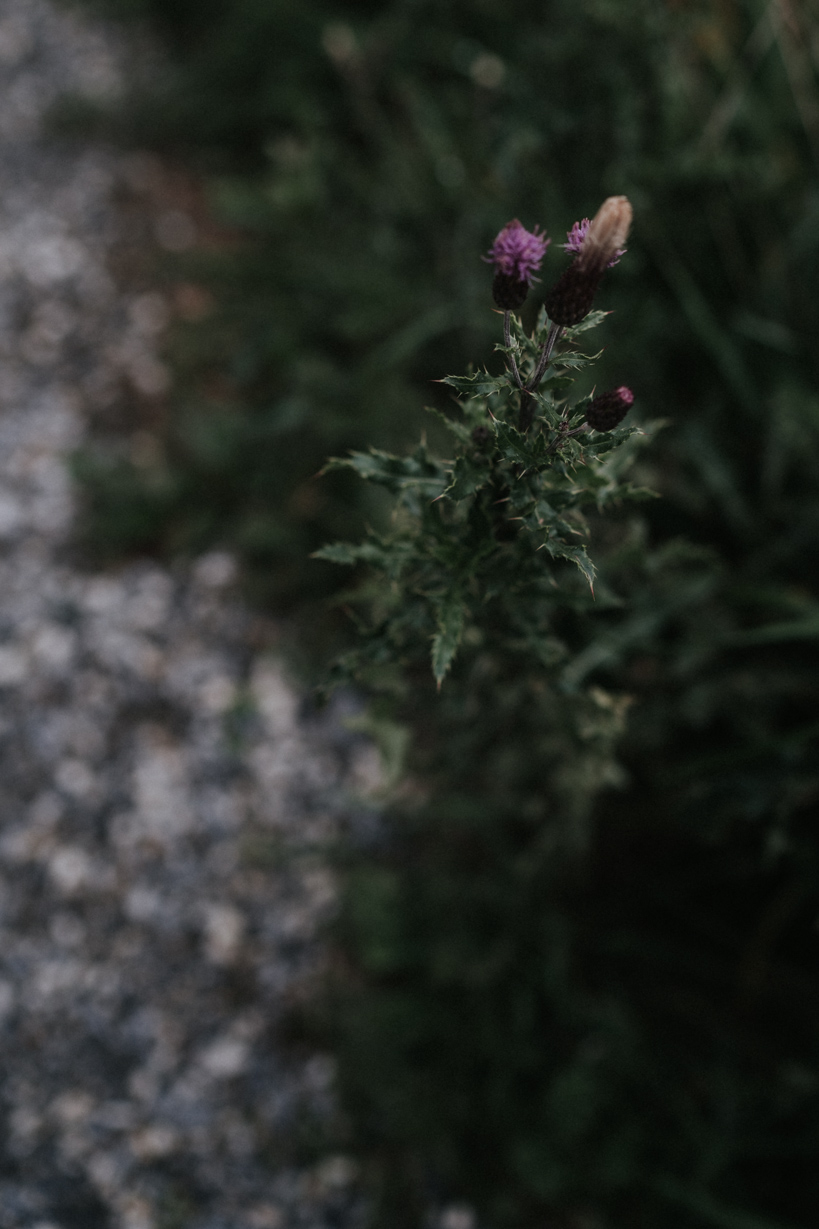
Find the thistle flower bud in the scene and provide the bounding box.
[491,272,529,310]
[544,195,632,326]
[484,218,549,310]
[585,386,634,431]
[543,263,602,327]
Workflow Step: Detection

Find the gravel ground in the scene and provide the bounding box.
[0,3,370,1226]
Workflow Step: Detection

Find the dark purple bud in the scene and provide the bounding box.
[492,272,529,310]
[543,263,604,326]
[586,386,634,431]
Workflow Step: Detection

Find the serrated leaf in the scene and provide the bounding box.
[445,455,488,501]
[564,310,609,335]
[552,349,603,370]
[533,498,558,521]
[323,447,446,496]
[584,438,620,457]
[535,371,575,390]
[440,371,507,397]
[494,420,532,466]
[543,539,596,588]
[431,594,465,686]
[581,426,642,458]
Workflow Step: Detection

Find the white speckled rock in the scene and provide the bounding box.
[0,4,366,1227]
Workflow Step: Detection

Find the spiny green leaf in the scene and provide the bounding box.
[444,455,488,501]
[534,371,575,391]
[543,539,596,589]
[564,309,609,336]
[440,371,508,397]
[323,447,447,496]
[551,349,603,370]
[431,594,466,686]
[494,420,533,466]
[583,427,641,456]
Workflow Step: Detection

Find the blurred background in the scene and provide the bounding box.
[8,0,819,1225]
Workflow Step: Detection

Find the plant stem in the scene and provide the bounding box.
[519,321,562,432]
[546,424,588,454]
[526,322,562,392]
[519,390,536,433]
[504,311,523,388]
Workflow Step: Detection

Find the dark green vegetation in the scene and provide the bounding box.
[68,0,819,1226]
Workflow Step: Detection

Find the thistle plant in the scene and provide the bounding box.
[317,196,654,688]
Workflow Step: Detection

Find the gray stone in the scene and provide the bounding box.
[0,3,367,1226]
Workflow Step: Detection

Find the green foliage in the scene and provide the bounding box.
[327,364,819,1228]
[317,307,650,686]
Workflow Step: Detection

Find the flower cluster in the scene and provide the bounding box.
[484,197,635,433]
[485,197,632,323]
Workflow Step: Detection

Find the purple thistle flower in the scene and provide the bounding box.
[563,218,625,267]
[484,218,549,284]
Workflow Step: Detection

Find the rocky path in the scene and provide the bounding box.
[0,4,363,1227]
